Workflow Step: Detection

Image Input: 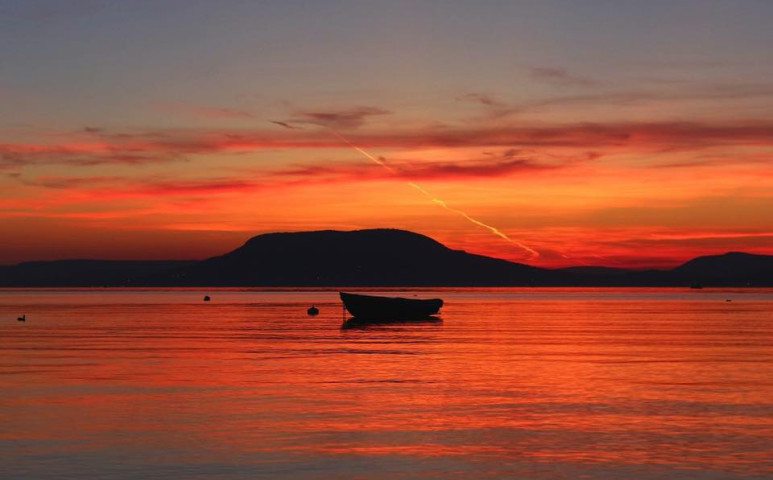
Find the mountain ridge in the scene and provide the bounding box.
[0,229,771,287]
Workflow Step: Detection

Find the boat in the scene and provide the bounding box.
[339,292,443,320]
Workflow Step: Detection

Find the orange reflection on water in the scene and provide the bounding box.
[1,288,772,479]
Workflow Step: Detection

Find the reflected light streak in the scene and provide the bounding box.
[330,130,540,260]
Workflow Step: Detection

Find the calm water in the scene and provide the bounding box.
[1,288,771,480]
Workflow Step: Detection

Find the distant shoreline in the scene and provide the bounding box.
[1,230,771,287]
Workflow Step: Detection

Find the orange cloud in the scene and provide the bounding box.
[4,120,772,171]
[2,115,772,266]
[280,106,391,129]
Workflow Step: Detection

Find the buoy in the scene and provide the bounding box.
[17,314,25,322]
[307,305,319,316]
[203,296,211,302]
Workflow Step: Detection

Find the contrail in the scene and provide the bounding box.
[329,130,395,173]
[406,182,539,259]
[329,130,540,260]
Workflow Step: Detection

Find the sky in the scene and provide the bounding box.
[1,0,772,267]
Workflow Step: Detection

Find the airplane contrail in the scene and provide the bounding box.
[329,130,540,260]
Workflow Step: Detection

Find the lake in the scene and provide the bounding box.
[1,288,771,479]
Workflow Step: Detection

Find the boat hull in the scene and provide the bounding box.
[339,292,443,320]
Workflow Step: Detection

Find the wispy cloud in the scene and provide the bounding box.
[529,67,597,87]
[18,174,264,199]
[401,158,555,179]
[527,83,773,110]
[21,175,127,189]
[274,155,557,183]
[3,120,772,171]
[649,231,773,241]
[15,149,564,203]
[456,93,507,108]
[128,178,259,196]
[461,81,773,121]
[456,93,514,119]
[0,141,186,168]
[269,120,303,130]
[275,106,391,130]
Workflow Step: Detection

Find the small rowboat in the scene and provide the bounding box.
[339,292,443,320]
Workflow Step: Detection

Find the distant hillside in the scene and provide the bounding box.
[0,230,771,287]
[151,229,546,286]
[0,260,196,287]
[553,252,773,287]
[670,252,773,286]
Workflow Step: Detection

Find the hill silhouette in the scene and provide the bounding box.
[0,229,771,286]
[670,252,773,286]
[0,260,194,287]
[152,229,546,286]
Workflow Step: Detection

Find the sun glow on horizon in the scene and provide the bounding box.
[1,2,772,266]
[329,130,541,261]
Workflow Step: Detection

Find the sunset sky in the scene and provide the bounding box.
[2,0,772,267]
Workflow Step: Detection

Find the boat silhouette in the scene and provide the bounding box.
[339,291,443,322]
